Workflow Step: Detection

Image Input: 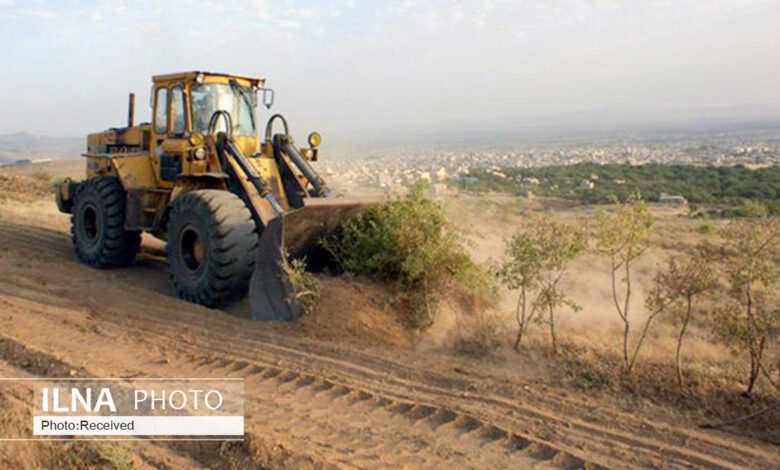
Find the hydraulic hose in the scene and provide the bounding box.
[208,110,233,139]
[264,114,289,143]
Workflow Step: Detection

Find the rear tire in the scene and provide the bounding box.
[71,177,141,268]
[166,190,257,307]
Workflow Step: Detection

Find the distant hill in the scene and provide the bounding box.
[0,132,82,164]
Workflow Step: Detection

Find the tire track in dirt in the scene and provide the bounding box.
[0,335,345,470]
[0,270,662,470]
[0,219,777,469]
[186,355,589,469]
[45,284,766,470]
[0,322,589,469]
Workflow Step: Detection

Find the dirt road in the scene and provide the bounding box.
[0,214,777,469]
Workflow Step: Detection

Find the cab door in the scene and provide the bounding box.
[151,84,190,187]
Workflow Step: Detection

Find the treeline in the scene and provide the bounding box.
[458,163,780,214]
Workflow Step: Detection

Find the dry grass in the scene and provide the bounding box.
[453,311,505,359]
[554,337,779,443]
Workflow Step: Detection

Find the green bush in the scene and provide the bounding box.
[324,184,494,328]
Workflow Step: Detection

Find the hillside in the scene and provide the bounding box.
[0,165,777,469]
[0,132,82,164]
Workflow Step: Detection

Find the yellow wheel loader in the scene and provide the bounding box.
[55,71,369,321]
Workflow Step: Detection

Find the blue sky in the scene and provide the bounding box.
[1,0,779,142]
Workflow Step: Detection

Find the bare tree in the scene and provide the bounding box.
[500,218,587,353]
[594,194,654,372]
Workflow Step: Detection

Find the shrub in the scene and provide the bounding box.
[95,442,134,470]
[324,183,494,328]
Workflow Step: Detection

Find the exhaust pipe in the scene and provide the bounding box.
[127,93,135,127]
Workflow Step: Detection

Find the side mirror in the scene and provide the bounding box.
[259,88,274,109]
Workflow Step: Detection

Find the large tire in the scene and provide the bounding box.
[166,190,257,307]
[71,177,141,268]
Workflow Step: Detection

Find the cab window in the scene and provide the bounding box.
[191,83,256,136]
[171,86,186,136]
[154,87,168,134]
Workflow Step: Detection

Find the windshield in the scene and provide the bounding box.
[191,82,256,136]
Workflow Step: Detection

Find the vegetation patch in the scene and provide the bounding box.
[324,184,496,328]
[0,174,51,202]
[458,162,780,214]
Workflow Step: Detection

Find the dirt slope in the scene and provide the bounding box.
[0,181,777,468]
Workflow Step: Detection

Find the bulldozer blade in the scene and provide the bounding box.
[248,198,378,322]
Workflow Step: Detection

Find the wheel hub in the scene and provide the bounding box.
[81,204,99,244]
[180,225,204,274]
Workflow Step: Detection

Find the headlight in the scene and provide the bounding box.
[308,131,322,148]
[189,131,204,146]
[194,148,206,160]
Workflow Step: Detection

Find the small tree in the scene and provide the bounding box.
[643,248,715,387]
[714,215,780,395]
[500,218,587,353]
[594,193,654,371]
[500,230,542,350]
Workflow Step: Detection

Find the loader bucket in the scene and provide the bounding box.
[248,198,378,322]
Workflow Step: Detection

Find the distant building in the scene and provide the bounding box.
[657,192,687,206]
[579,180,595,190]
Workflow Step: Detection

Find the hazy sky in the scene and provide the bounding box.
[1,0,779,143]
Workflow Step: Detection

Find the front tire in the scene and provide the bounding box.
[166,190,257,307]
[71,177,141,268]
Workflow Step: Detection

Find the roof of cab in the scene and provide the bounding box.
[152,71,264,84]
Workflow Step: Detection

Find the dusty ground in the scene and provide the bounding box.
[0,161,777,469]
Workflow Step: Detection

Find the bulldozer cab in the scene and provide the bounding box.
[149,72,266,187]
[189,82,256,135]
